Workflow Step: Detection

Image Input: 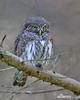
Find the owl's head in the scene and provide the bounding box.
[23,17,49,36]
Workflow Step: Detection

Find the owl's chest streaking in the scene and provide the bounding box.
[20,40,52,67]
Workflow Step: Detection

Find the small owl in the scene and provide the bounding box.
[13,17,54,86]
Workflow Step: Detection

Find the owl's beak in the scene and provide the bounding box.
[39,30,42,35]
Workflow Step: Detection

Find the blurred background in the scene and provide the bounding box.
[0,0,80,100]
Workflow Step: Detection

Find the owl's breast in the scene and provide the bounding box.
[20,40,52,67]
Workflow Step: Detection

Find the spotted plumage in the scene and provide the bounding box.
[13,17,54,86]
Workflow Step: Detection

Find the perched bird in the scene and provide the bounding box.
[13,17,54,86]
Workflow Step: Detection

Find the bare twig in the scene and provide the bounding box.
[22,79,40,89]
[0,35,6,47]
[0,88,64,94]
[10,79,40,100]
[0,67,14,72]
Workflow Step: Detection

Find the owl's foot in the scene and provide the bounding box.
[13,79,26,87]
[13,70,27,87]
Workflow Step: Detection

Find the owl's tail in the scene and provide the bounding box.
[13,70,27,87]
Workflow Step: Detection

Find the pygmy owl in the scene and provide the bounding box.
[13,17,54,86]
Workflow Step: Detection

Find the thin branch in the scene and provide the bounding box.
[0,35,6,47]
[0,88,64,94]
[22,79,40,89]
[0,67,14,72]
[10,79,40,100]
[0,47,80,95]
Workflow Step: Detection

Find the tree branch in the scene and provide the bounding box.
[0,34,6,47]
[0,47,80,95]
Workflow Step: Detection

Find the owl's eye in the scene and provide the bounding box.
[32,26,37,30]
[42,25,46,31]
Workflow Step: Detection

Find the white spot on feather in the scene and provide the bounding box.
[25,42,33,60]
[40,40,45,46]
[48,40,52,57]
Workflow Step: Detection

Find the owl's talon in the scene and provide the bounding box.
[13,80,17,86]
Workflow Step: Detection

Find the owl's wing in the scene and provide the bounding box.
[14,32,33,57]
[14,33,21,55]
